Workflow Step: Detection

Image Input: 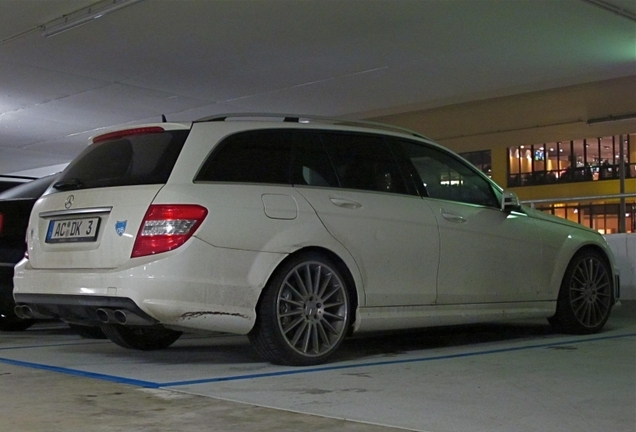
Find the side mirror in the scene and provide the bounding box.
[501,190,520,211]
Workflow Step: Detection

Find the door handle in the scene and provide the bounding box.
[330,198,362,209]
[441,212,466,223]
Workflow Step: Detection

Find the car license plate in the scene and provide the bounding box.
[46,217,101,243]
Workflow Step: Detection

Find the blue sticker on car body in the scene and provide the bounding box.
[115,220,127,236]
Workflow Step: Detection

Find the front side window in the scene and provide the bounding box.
[459,150,492,177]
[400,141,499,208]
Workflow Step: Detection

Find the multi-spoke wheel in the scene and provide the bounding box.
[549,250,614,334]
[249,253,351,366]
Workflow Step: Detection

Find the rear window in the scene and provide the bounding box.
[53,130,189,191]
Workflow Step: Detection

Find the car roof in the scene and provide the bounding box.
[0,174,59,200]
[194,113,431,140]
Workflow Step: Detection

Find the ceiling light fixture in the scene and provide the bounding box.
[41,0,144,38]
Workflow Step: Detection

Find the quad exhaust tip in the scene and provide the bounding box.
[14,305,51,320]
[96,308,153,326]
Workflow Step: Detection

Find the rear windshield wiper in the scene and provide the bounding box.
[53,178,83,191]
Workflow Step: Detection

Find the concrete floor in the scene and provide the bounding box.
[1,302,634,432]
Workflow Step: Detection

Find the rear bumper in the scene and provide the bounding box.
[13,293,153,326]
[13,238,286,334]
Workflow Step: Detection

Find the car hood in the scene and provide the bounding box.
[522,205,600,233]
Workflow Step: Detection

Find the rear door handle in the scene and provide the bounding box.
[441,211,466,223]
[330,198,362,209]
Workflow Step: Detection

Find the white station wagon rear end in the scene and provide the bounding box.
[14,115,620,365]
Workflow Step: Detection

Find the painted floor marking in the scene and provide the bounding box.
[0,332,633,389]
[0,356,160,388]
[160,332,636,387]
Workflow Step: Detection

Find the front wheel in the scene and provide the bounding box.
[549,250,614,334]
[249,253,352,366]
[101,324,182,350]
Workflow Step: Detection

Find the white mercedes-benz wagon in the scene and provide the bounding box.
[14,114,620,365]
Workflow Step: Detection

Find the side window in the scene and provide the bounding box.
[318,132,411,195]
[289,131,339,187]
[400,141,499,208]
[196,130,292,184]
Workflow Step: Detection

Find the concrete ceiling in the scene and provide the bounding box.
[1,0,635,176]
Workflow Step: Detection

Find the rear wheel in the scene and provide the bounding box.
[249,253,351,366]
[549,250,613,334]
[68,324,107,339]
[101,324,182,350]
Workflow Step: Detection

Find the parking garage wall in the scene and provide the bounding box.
[605,233,636,301]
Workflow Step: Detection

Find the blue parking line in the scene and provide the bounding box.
[0,341,110,351]
[0,357,160,388]
[1,332,634,389]
[159,332,636,387]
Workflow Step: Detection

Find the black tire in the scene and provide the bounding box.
[248,252,352,366]
[101,324,182,350]
[549,250,614,334]
[68,324,107,339]
[0,315,35,332]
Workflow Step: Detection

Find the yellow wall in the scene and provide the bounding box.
[368,76,636,200]
[511,179,636,202]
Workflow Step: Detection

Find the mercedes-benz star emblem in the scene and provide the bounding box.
[64,195,74,209]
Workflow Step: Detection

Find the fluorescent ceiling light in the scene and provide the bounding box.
[41,0,144,38]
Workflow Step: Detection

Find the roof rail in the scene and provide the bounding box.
[194,113,430,139]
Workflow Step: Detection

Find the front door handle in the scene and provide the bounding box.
[330,198,362,209]
[441,211,466,223]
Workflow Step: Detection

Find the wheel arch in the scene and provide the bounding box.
[567,243,617,297]
[255,246,361,331]
[548,235,618,301]
[548,242,616,333]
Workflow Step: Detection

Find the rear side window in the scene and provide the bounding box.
[54,130,189,191]
[196,130,292,184]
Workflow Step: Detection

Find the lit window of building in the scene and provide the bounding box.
[508,134,635,187]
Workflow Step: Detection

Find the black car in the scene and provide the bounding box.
[0,175,105,337]
[0,176,55,330]
[0,175,35,194]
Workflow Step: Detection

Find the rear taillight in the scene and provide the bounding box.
[131,204,208,258]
